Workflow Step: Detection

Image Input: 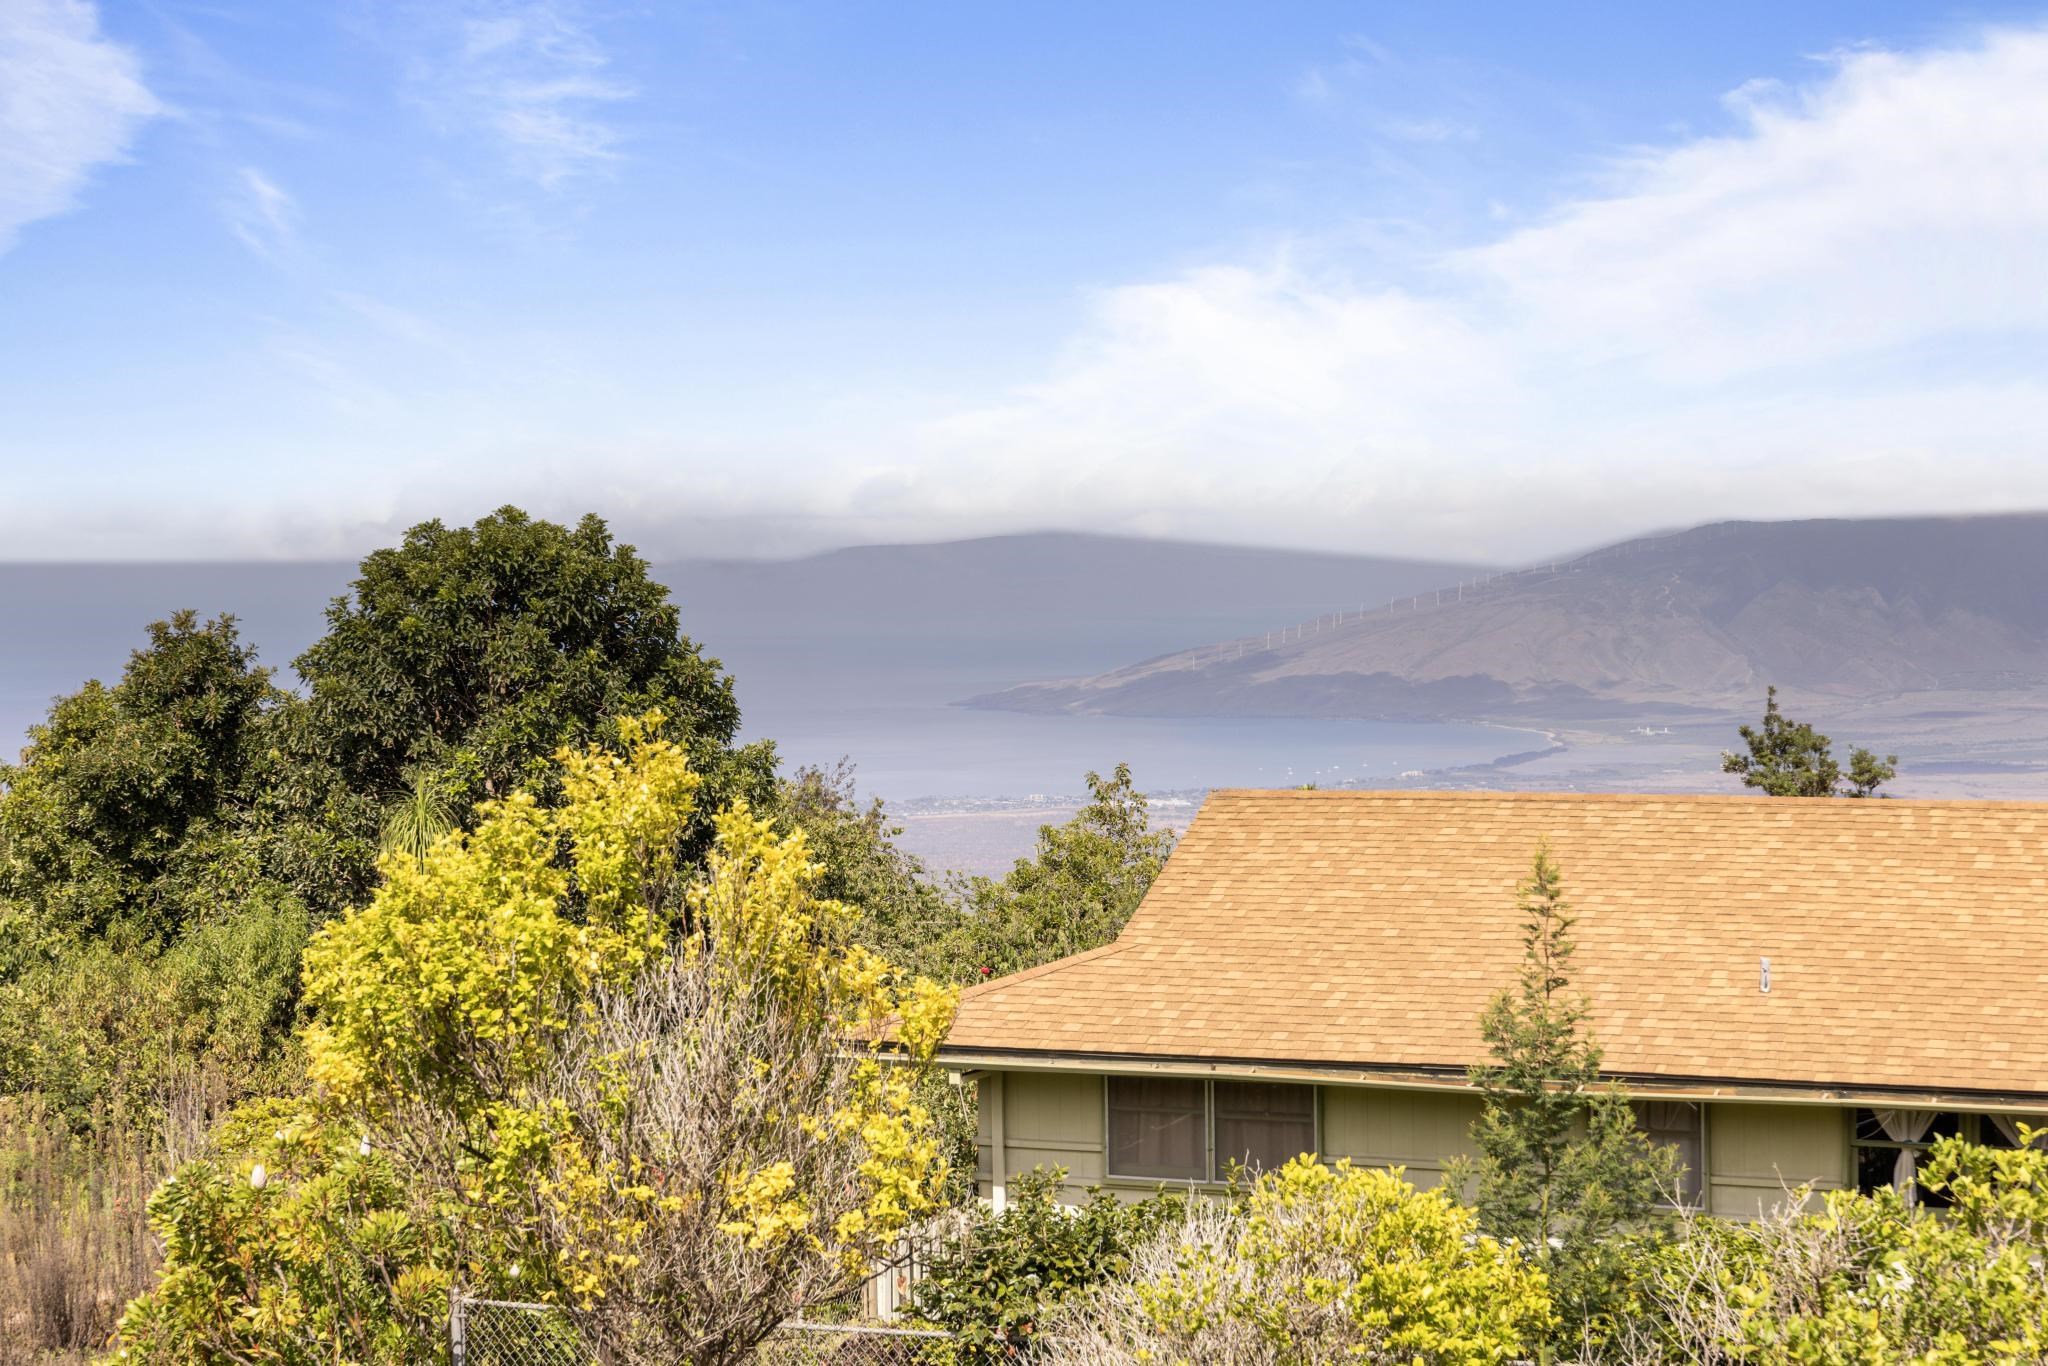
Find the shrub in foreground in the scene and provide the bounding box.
[913,1167,1182,1361]
[1046,1157,1550,1365]
[116,720,959,1366]
[1608,1130,2048,1364]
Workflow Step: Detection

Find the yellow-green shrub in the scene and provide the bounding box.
[1050,1157,1550,1365]
[118,717,958,1364]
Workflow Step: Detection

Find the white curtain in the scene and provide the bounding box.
[1989,1113,2048,1148]
[1874,1109,1936,1194]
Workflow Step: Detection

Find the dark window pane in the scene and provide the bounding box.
[1856,1142,1900,1194]
[1213,1082,1315,1176]
[1108,1077,1207,1180]
[1975,1114,2048,1150]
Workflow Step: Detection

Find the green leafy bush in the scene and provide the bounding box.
[115,1097,454,1364]
[913,1167,1182,1361]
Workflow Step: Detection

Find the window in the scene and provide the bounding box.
[1632,1101,1704,1206]
[1214,1081,1317,1177]
[1107,1078,1317,1182]
[1107,1077,1207,1180]
[1852,1109,1964,1208]
[1979,1113,2048,1151]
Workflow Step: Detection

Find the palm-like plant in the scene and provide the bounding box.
[379,767,455,868]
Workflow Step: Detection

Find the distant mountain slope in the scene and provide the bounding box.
[970,516,2048,721]
[662,531,1485,684]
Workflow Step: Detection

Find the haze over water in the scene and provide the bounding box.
[0,551,1520,812]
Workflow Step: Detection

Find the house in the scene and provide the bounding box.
[937,790,2048,1218]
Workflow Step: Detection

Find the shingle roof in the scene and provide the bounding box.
[941,791,2048,1099]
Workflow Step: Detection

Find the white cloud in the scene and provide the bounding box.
[0,0,159,252]
[408,2,634,190]
[879,24,2048,562]
[223,166,297,260]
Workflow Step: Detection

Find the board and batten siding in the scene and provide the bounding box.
[1319,1086,1481,1188]
[975,1072,1848,1217]
[977,1072,1108,1204]
[1704,1102,1847,1217]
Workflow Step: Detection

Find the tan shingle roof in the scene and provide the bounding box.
[942,791,2048,1099]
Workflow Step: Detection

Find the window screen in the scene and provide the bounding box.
[1107,1077,1207,1180]
[1213,1082,1316,1176]
[1631,1101,1704,1206]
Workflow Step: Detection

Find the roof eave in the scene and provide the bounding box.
[936,1045,2048,1112]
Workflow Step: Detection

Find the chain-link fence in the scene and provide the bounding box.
[450,1296,952,1365]
[452,1297,584,1366]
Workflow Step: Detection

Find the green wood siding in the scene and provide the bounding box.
[1704,1102,1846,1218]
[1321,1086,1481,1189]
[998,1072,1107,1193]
[976,1074,1862,1219]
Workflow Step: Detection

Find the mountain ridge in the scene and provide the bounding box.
[967,514,2048,722]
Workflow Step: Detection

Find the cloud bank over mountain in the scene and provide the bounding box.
[883,26,2048,563]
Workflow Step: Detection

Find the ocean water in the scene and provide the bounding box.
[749,696,1515,802]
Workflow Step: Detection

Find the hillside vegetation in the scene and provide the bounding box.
[0,507,1175,1361]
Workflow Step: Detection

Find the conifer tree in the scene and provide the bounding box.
[1722,685,1896,797]
[1458,845,1673,1361]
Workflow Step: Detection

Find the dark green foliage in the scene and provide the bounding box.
[0,509,779,1136]
[1722,685,1897,797]
[0,613,308,1131]
[0,612,283,942]
[291,506,772,847]
[913,1168,1182,1361]
[793,760,1177,989]
[950,765,1174,982]
[1457,846,1673,1361]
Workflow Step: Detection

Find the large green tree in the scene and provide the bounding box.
[950,764,1175,981]
[1722,686,1896,798]
[0,613,309,1127]
[287,507,773,889]
[291,507,748,804]
[0,612,282,942]
[1,509,779,1132]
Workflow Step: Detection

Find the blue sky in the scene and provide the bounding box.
[4,2,2047,560]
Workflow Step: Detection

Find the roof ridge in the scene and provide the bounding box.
[1200,788,2048,809]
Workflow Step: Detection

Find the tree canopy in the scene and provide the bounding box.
[0,510,781,1136]
[0,611,282,943]
[949,764,1174,981]
[1722,686,1896,798]
[289,506,774,893]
